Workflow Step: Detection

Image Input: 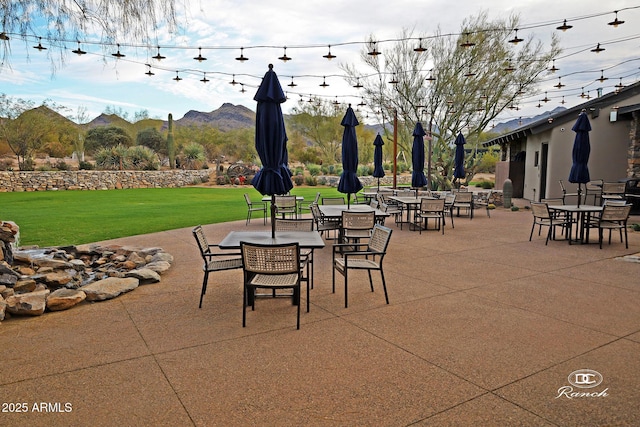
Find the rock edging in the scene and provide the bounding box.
[0,243,173,321]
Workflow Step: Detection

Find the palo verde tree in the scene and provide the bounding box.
[0,95,67,169]
[343,12,561,189]
[288,97,374,166]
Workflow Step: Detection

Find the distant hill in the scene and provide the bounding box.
[80,103,255,133]
[26,103,566,140]
[491,107,566,134]
[175,103,254,131]
[85,113,131,130]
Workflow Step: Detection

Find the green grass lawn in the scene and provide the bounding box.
[1,186,344,247]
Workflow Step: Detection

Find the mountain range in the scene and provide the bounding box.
[33,102,568,136]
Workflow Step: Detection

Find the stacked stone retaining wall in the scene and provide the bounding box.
[0,170,211,192]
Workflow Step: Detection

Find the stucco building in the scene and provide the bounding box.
[484,81,640,202]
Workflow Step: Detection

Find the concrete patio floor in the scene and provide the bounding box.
[1,202,639,426]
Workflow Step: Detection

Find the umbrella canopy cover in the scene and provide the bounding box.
[453,132,466,179]
[337,105,363,196]
[568,112,591,184]
[251,64,293,196]
[372,134,385,178]
[411,122,428,188]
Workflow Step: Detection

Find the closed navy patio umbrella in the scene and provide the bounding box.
[251,64,293,237]
[453,132,466,189]
[411,122,428,196]
[372,133,385,191]
[568,111,591,208]
[337,105,363,208]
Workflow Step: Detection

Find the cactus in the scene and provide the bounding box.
[503,178,513,208]
[167,113,175,169]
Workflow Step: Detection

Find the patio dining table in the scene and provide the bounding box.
[388,195,435,230]
[548,204,603,244]
[317,204,389,222]
[318,204,389,242]
[219,230,324,250]
[218,230,325,307]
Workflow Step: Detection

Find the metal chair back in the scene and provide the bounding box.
[322,197,345,205]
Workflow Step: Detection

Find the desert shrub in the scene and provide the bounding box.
[307,164,322,176]
[78,161,94,170]
[0,159,13,171]
[180,143,206,170]
[53,160,70,171]
[95,145,129,170]
[305,176,317,186]
[357,165,373,176]
[476,149,499,173]
[20,158,36,171]
[293,175,304,185]
[127,145,159,170]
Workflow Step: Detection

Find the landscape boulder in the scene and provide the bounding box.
[81,277,139,301]
[6,289,50,316]
[47,288,87,311]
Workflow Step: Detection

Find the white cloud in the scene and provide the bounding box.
[2,0,640,124]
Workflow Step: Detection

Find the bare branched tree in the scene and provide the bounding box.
[342,12,561,189]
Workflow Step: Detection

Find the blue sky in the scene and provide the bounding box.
[1,0,640,125]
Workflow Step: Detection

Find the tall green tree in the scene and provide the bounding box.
[0,95,54,169]
[137,127,166,155]
[343,12,560,189]
[84,126,133,155]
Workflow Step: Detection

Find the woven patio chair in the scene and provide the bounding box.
[332,224,392,308]
[243,193,267,225]
[322,196,346,205]
[274,218,315,292]
[240,241,303,329]
[341,210,375,245]
[528,202,571,245]
[594,204,632,249]
[192,225,243,308]
[415,198,446,234]
[311,203,340,240]
[274,195,297,219]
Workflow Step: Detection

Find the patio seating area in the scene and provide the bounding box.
[2,203,640,425]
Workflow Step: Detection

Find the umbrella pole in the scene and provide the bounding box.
[577,184,582,208]
[271,194,276,238]
[377,178,380,192]
[347,193,351,209]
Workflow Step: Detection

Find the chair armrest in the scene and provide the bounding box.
[332,242,369,252]
[204,246,242,258]
[343,250,383,257]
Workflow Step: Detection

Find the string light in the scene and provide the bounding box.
[71,41,86,55]
[278,47,291,62]
[111,43,125,58]
[323,45,336,60]
[193,47,206,62]
[508,29,523,44]
[33,37,46,50]
[608,11,625,27]
[557,19,573,31]
[152,46,165,60]
[236,47,248,62]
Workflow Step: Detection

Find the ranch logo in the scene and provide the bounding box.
[556,369,608,399]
